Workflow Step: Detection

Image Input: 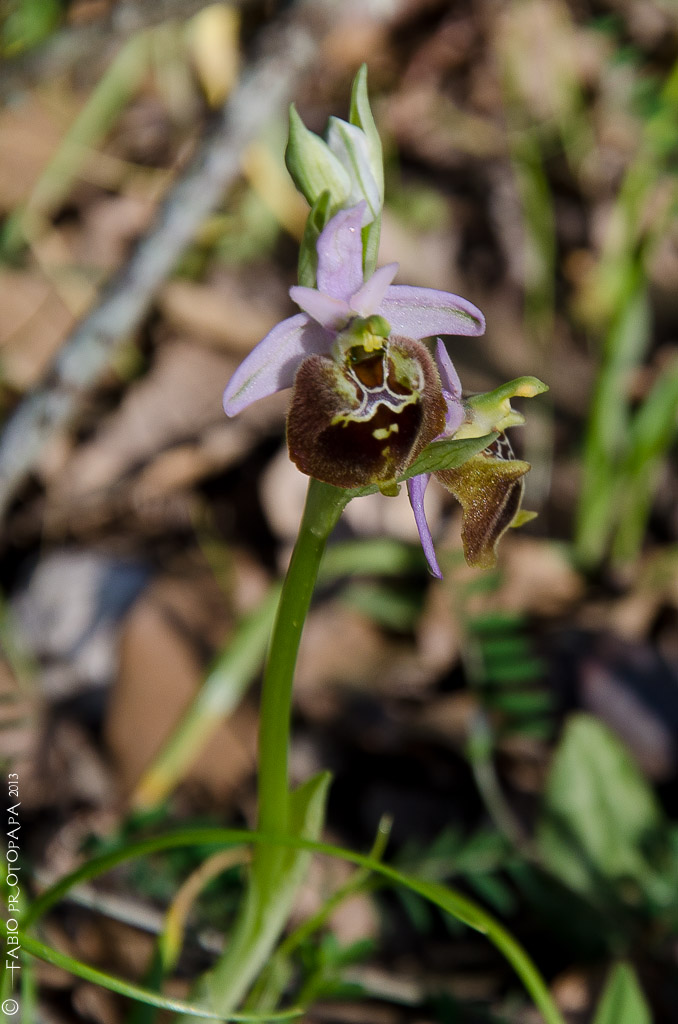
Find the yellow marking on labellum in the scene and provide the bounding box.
[334,315,392,363]
[362,331,386,353]
[378,478,399,497]
[373,423,399,440]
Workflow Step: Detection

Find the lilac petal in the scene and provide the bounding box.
[316,204,366,302]
[407,473,443,579]
[289,286,352,330]
[379,286,486,339]
[223,313,333,415]
[435,338,462,399]
[434,339,465,437]
[350,263,399,317]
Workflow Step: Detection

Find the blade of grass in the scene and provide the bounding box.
[575,278,651,566]
[611,358,678,562]
[22,825,566,1024]
[1,923,301,1022]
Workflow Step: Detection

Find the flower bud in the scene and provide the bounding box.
[349,64,384,205]
[285,105,352,211]
[285,66,383,227]
[326,118,381,221]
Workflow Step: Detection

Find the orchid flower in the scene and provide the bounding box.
[223,203,543,576]
[407,342,542,577]
[223,204,484,416]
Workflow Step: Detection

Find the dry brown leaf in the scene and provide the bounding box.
[78,194,156,271]
[580,656,675,780]
[52,340,236,497]
[131,444,213,499]
[71,983,119,1024]
[494,0,581,125]
[384,86,503,164]
[260,446,313,544]
[417,578,462,673]
[0,89,80,211]
[414,691,478,746]
[292,855,379,945]
[378,208,458,291]
[294,603,391,715]
[107,589,256,801]
[0,270,74,389]
[493,536,584,616]
[158,275,287,354]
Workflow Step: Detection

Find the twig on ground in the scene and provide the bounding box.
[0,0,244,102]
[0,0,338,518]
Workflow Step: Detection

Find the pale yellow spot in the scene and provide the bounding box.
[372,423,399,441]
[362,332,386,353]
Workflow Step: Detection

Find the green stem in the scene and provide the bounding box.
[256,477,349,836]
[201,478,349,1015]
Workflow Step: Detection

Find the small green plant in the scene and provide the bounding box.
[5,54,664,1024]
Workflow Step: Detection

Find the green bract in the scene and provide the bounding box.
[285,65,383,225]
[456,376,549,439]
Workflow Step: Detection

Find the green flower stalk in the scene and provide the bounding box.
[224,201,546,575]
[204,65,548,1019]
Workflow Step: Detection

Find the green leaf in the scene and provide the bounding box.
[403,433,498,478]
[22,824,565,1024]
[537,714,663,900]
[612,356,678,562]
[2,0,62,57]
[482,658,546,685]
[489,690,553,715]
[575,279,652,566]
[2,923,300,1021]
[340,581,422,631]
[592,963,653,1024]
[319,537,425,578]
[466,872,517,916]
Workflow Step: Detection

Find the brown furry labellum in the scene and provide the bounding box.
[287,334,447,492]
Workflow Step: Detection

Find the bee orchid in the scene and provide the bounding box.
[223,203,544,576]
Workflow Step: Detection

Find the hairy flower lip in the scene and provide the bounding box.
[286,335,447,492]
[222,203,485,417]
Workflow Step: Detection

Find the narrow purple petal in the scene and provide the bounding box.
[316,204,366,301]
[350,263,399,317]
[434,339,465,437]
[289,286,352,330]
[435,339,462,399]
[407,474,443,579]
[223,313,333,415]
[379,286,485,339]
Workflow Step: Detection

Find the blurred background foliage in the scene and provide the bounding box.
[2,0,678,1021]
